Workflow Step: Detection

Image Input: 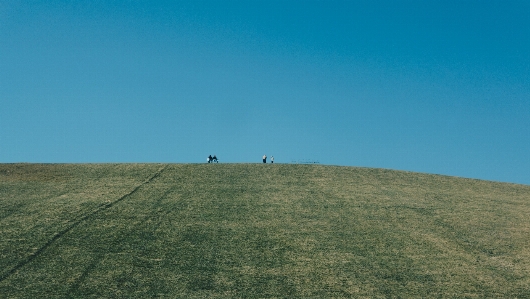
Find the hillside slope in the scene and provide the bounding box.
[1,163,529,298]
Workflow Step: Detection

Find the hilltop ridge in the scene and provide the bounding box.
[1,163,529,297]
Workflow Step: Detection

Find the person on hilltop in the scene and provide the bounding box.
[262,154,267,163]
[271,156,274,163]
[207,155,213,163]
[212,155,218,163]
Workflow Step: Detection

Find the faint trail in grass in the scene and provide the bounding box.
[66,253,104,296]
[0,165,168,283]
[66,185,177,296]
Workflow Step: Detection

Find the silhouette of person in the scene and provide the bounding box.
[263,154,267,163]
[271,156,274,163]
[208,155,212,163]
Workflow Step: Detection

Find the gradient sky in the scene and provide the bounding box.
[1,1,529,185]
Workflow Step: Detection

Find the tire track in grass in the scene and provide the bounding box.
[66,186,177,296]
[0,165,168,283]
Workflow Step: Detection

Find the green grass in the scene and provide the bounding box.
[1,163,529,298]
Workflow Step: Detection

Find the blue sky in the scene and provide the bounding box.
[1,0,529,185]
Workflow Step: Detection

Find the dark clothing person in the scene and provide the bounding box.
[263,155,267,163]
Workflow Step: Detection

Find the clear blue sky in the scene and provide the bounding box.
[1,1,529,185]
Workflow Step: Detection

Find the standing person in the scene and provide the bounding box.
[262,154,267,163]
[271,156,274,163]
[208,155,212,163]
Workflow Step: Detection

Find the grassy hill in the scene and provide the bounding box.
[1,163,529,298]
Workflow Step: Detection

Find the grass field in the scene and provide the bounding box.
[1,163,529,298]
